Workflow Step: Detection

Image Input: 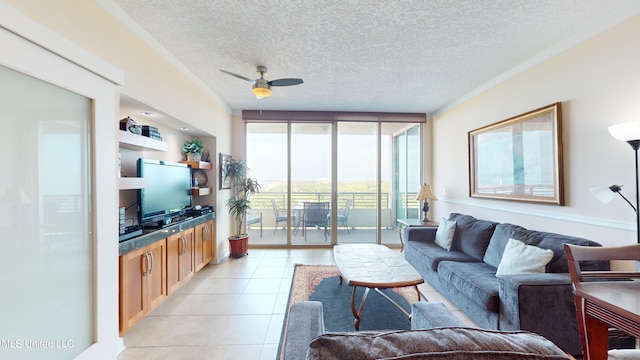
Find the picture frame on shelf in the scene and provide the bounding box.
[468,102,563,205]
[219,153,231,190]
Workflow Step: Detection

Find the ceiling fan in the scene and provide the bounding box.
[219,66,303,99]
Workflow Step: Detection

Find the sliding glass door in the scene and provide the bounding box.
[291,123,332,244]
[245,120,421,247]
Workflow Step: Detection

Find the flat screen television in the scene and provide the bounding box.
[137,159,192,226]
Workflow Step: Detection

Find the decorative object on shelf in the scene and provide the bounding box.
[469,102,563,205]
[219,153,231,190]
[415,183,438,222]
[182,138,204,161]
[193,170,208,187]
[141,125,162,140]
[224,158,261,258]
[119,116,142,135]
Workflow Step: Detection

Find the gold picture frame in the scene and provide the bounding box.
[219,153,231,190]
[468,102,564,205]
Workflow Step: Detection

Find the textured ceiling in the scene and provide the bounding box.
[106,0,640,116]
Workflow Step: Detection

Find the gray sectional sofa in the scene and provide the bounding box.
[403,213,607,355]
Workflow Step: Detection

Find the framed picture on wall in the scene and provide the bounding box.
[468,102,564,205]
[219,153,231,190]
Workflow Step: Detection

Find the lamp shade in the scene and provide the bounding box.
[589,186,616,204]
[608,121,640,142]
[415,184,437,201]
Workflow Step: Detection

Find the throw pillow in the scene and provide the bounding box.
[495,238,554,276]
[434,219,456,250]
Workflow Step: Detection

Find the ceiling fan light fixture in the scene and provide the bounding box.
[252,84,272,99]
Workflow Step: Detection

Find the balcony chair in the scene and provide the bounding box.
[301,202,329,241]
[271,199,296,234]
[563,243,640,360]
[327,199,352,234]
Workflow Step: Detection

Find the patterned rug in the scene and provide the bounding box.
[278,264,422,358]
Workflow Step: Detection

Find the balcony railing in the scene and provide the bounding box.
[247,191,419,229]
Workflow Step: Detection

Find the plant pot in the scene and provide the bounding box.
[229,235,249,258]
[186,153,202,161]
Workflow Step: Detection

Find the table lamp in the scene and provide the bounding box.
[415,183,438,222]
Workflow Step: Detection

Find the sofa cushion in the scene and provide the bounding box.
[496,238,554,276]
[435,218,457,250]
[448,213,498,261]
[483,223,528,268]
[437,261,500,312]
[484,223,607,273]
[510,230,606,273]
[409,241,480,272]
[305,328,570,360]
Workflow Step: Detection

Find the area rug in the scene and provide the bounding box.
[278,264,423,358]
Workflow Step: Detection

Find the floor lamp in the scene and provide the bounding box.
[607,121,640,245]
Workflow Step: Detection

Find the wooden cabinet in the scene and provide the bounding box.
[166,228,195,294]
[119,239,167,334]
[195,220,215,272]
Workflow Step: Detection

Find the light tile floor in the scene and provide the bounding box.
[117,248,478,360]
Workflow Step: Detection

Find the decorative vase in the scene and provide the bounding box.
[186,153,202,161]
[229,235,249,258]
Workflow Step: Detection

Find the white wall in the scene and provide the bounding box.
[431,15,640,247]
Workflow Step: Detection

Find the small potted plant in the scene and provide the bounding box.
[183,138,205,161]
[224,159,260,257]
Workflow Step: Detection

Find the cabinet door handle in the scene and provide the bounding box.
[141,252,148,276]
[148,250,154,273]
[181,236,186,255]
[143,251,151,276]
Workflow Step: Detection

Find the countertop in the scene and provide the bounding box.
[118,212,215,256]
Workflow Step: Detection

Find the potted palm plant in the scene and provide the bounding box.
[224,159,260,258]
[183,138,205,161]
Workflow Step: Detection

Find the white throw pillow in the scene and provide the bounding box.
[434,219,456,250]
[495,238,554,276]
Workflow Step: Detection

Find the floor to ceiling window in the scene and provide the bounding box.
[393,125,422,223]
[244,112,424,247]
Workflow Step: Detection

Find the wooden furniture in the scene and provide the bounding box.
[564,243,640,360]
[119,215,216,335]
[166,228,195,294]
[333,244,424,330]
[194,220,215,271]
[396,219,439,251]
[119,239,167,334]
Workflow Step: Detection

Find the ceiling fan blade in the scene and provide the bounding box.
[268,78,303,87]
[219,69,255,83]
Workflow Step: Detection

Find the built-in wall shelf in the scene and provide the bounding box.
[118,130,168,151]
[191,187,211,196]
[179,161,212,170]
[119,177,149,190]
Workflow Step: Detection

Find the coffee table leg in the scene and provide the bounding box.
[415,285,421,301]
[351,286,370,331]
